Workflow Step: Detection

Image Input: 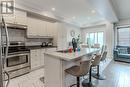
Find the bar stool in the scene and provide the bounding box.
[65,59,92,87]
[100,45,107,55]
[100,51,107,62]
[92,51,107,80]
[82,54,101,87]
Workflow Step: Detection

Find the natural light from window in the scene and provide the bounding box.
[86,32,104,46]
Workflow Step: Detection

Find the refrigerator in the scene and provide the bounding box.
[0,16,10,87]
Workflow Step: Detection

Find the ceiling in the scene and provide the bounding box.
[111,0,130,20]
[16,0,106,27]
[15,0,130,27]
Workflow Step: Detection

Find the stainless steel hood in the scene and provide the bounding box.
[1,23,27,29]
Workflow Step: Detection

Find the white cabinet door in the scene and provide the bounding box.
[40,49,45,66]
[46,22,54,37]
[27,16,59,37]
[30,50,38,70]
[4,10,27,25]
[30,49,41,70]
[30,48,57,70]
[15,10,27,25]
[27,17,39,36]
[27,17,47,37]
[39,20,47,36]
[4,16,15,24]
[37,49,42,67]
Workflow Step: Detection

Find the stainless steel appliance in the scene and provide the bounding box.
[0,16,10,87]
[0,17,30,87]
[4,42,30,79]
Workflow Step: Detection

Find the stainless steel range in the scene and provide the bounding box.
[4,42,31,79]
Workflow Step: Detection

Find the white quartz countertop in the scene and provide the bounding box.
[45,48,100,61]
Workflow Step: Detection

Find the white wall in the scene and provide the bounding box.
[57,23,81,50]
[81,25,106,43]
[81,22,114,58]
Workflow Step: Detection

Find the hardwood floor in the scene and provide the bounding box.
[94,61,130,87]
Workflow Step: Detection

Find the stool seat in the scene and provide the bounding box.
[65,59,92,87]
[65,65,81,77]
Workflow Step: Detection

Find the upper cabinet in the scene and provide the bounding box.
[15,10,27,25]
[4,10,27,25]
[27,16,57,38]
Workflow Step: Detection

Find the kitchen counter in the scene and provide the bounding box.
[45,48,100,61]
[26,45,57,50]
[44,48,100,87]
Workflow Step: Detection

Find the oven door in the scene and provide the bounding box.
[5,53,30,71]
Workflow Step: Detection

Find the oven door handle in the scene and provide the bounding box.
[4,71,10,87]
[7,53,29,58]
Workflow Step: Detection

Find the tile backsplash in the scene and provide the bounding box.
[8,28,52,44]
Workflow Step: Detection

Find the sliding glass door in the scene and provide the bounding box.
[86,32,104,46]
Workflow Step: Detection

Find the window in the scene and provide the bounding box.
[117,27,130,46]
[1,1,14,14]
[86,32,104,46]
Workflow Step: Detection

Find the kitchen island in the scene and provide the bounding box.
[44,48,100,87]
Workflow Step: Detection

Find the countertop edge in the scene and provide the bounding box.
[44,49,100,61]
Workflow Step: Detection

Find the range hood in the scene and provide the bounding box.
[1,23,27,29]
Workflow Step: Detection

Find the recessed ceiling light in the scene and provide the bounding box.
[44,13,48,16]
[72,16,76,19]
[91,10,96,14]
[52,8,55,11]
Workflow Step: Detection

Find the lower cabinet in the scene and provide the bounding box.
[30,49,42,70]
[30,48,57,70]
[40,49,45,67]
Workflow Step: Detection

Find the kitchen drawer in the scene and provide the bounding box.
[5,67,30,79]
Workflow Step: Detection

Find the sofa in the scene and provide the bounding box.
[114,46,130,62]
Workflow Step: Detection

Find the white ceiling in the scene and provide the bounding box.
[111,0,130,20]
[16,0,130,27]
[15,0,106,27]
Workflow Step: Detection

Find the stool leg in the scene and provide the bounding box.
[97,65,99,76]
[70,77,80,87]
[92,65,106,80]
[77,77,80,87]
[82,66,98,87]
[89,67,92,83]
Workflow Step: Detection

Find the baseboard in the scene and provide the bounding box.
[114,58,130,63]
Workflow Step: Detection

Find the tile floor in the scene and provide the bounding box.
[8,68,44,87]
[7,58,112,87]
